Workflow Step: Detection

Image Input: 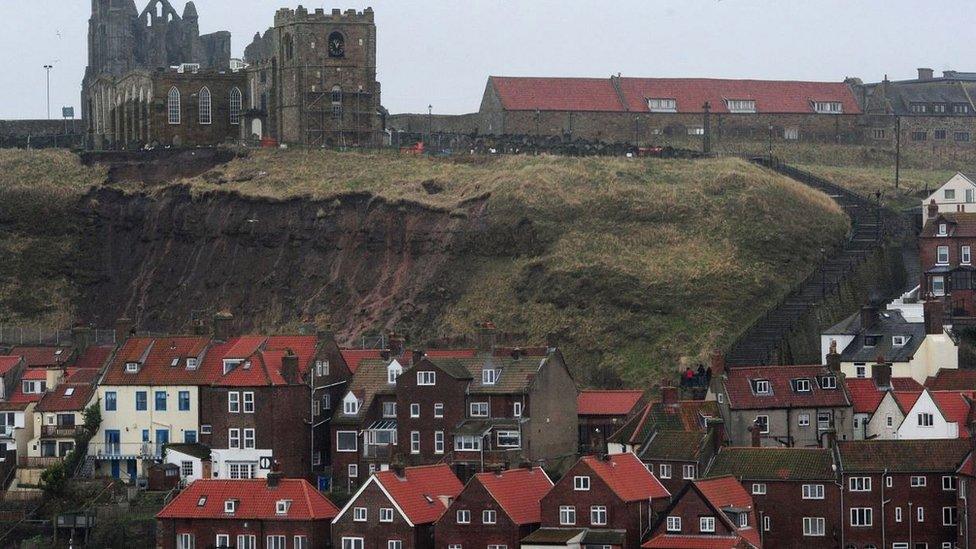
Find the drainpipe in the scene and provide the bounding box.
[881,468,889,549]
[908,501,914,547]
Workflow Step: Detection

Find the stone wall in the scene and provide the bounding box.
[0,120,85,149]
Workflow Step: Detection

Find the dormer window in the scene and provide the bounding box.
[793,379,812,393]
[224,500,237,514]
[387,360,403,385]
[819,375,837,390]
[814,101,843,114]
[738,512,749,527]
[222,359,243,375]
[186,358,198,370]
[64,387,74,397]
[125,362,140,373]
[938,223,948,236]
[343,393,359,416]
[275,500,291,515]
[417,371,436,386]
[726,99,756,113]
[482,369,499,385]
[647,98,677,113]
[864,335,881,347]
[893,335,909,347]
[753,379,771,395]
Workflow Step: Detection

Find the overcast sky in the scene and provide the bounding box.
[2,0,974,119]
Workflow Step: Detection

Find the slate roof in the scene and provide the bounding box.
[837,439,972,473]
[609,400,719,445]
[157,478,338,521]
[705,447,836,481]
[10,346,73,368]
[165,442,212,460]
[920,213,976,238]
[339,349,383,375]
[374,464,463,525]
[475,467,553,525]
[334,357,396,424]
[581,453,670,502]
[723,364,849,410]
[846,377,922,414]
[578,390,644,416]
[426,353,551,395]
[638,430,711,463]
[926,369,976,391]
[826,310,926,363]
[522,528,587,544]
[489,76,861,114]
[861,77,976,116]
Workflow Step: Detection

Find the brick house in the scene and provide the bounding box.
[638,427,723,497]
[956,444,976,548]
[435,466,553,548]
[534,453,670,549]
[644,476,760,549]
[922,173,976,215]
[921,210,976,324]
[846,375,923,439]
[835,439,971,549]
[332,463,463,549]
[607,389,720,456]
[577,390,645,453]
[156,472,338,549]
[715,363,853,447]
[705,447,840,547]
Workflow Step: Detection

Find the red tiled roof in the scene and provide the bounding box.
[65,368,100,384]
[339,349,383,374]
[36,380,96,412]
[102,336,211,385]
[6,385,41,405]
[21,370,46,381]
[425,349,478,359]
[643,534,744,549]
[374,464,463,525]
[578,390,644,416]
[921,213,976,238]
[157,478,338,521]
[489,76,861,114]
[694,476,760,548]
[0,357,22,376]
[208,336,318,387]
[894,390,923,413]
[846,378,922,414]
[959,453,976,477]
[265,336,317,374]
[476,467,553,525]
[931,391,976,438]
[581,453,670,502]
[723,365,849,410]
[10,346,72,368]
[926,369,976,391]
[73,346,112,370]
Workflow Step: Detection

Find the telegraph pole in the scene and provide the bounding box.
[43,65,53,119]
[894,115,901,189]
[702,101,711,155]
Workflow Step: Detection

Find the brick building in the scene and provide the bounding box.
[534,453,670,549]
[921,209,976,324]
[835,439,971,549]
[644,476,760,549]
[957,446,976,549]
[156,473,338,549]
[577,389,645,453]
[435,466,553,549]
[332,463,463,549]
[244,6,383,147]
[705,447,840,547]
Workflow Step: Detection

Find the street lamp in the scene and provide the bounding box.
[43,65,53,120]
[427,104,432,148]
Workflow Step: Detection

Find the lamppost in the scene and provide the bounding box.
[894,115,901,189]
[634,116,640,149]
[427,104,432,149]
[767,124,774,161]
[43,65,53,119]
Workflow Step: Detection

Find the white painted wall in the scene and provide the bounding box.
[897,390,958,439]
[164,448,204,483]
[922,173,976,216]
[865,393,904,440]
[821,334,855,364]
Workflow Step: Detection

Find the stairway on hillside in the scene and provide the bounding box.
[723,159,909,367]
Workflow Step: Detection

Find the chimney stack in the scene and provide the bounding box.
[749,422,762,448]
[924,299,945,335]
[410,349,425,365]
[917,67,934,81]
[388,332,405,357]
[859,305,879,331]
[928,199,939,221]
[281,349,299,384]
[826,339,841,372]
[710,349,726,378]
[872,359,892,390]
[510,347,524,360]
[477,321,496,353]
[213,310,234,342]
[661,386,679,407]
[267,460,283,488]
[71,325,92,352]
[114,317,134,345]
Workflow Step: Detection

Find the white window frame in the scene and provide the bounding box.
[513,402,523,417]
[417,371,436,385]
[659,463,672,479]
[341,539,364,549]
[918,506,925,522]
[850,507,873,527]
[229,87,242,125]
[944,506,958,526]
[410,431,420,454]
[228,392,240,413]
[228,428,240,449]
[453,435,481,452]
[559,505,576,526]
[802,484,824,499]
[482,509,496,524]
[964,246,972,265]
[895,506,902,522]
[932,275,946,296]
[353,507,367,522]
[457,509,471,524]
[794,379,811,392]
[199,87,212,125]
[168,87,181,125]
[574,476,591,491]
[178,533,195,549]
[590,505,607,526]
[918,413,934,427]
[849,477,872,492]
[496,430,520,448]
[434,431,445,454]
[666,516,681,532]
[700,516,715,533]
[683,464,696,479]
[243,428,255,449]
[798,413,810,427]
[752,483,766,495]
[726,99,756,113]
[470,402,489,417]
[754,379,771,394]
[802,517,825,536]
[911,475,927,487]
[379,507,394,523]
[434,403,444,418]
[216,535,230,548]
[482,368,498,385]
[242,392,254,413]
[943,475,957,491]
[647,98,677,113]
[410,403,420,418]
[938,245,950,265]
[348,464,358,478]
[336,431,358,452]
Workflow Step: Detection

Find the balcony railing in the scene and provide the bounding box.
[18,456,65,468]
[88,442,158,459]
[363,445,394,460]
[41,425,85,438]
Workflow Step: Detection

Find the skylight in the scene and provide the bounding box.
[64,388,74,397]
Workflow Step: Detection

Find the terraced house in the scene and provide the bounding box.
[645,476,760,549]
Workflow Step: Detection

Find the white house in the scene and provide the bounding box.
[922,172,976,216]
[163,443,211,484]
[896,389,974,440]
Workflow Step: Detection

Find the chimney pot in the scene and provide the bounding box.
[917,67,934,81]
[212,310,234,341]
[411,349,425,365]
[281,349,299,384]
[924,299,946,334]
[661,386,679,407]
[860,305,879,331]
[872,361,892,390]
[928,199,939,221]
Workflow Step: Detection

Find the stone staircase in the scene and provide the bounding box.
[723,158,909,367]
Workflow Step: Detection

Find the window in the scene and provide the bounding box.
[328,31,345,58]
[820,375,837,389]
[387,362,401,384]
[482,369,499,385]
[353,507,367,522]
[763,515,770,531]
[700,516,716,532]
[513,402,522,417]
[794,378,811,392]
[911,476,927,487]
[752,483,767,495]
[457,509,471,523]
[181,461,193,478]
[918,506,925,522]
[687,126,705,136]
[435,431,445,454]
[343,395,359,415]
[410,403,420,418]
[275,500,291,515]
[315,360,329,377]
[955,104,971,114]
[943,475,957,491]
[22,380,45,394]
[886,415,894,427]
[849,477,871,492]
[410,431,420,454]
[726,99,756,113]
[802,484,824,499]
[798,414,810,427]
[496,430,520,448]
[814,101,843,114]
[666,516,681,532]
[201,424,212,435]
[135,391,147,411]
[387,542,402,549]
[886,475,893,488]
[939,223,949,236]
[754,380,771,394]
[348,464,358,478]
[932,276,946,296]
[434,403,444,418]
[266,537,285,549]
[935,129,948,140]
[331,85,342,104]
[178,533,195,549]
[784,127,799,140]
[850,507,873,526]
[956,132,971,142]
[224,500,237,514]
[382,402,396,418]
[337,431,357,452]
[470,402,489,417]
[918,413,934,427]
[237,535,255,549]
[229,87,242,125]
[454,435,481,451]
[168,87,181,124]
[755,415,769,434]
[228,429,240,449]
[683,464,696,479]
[342,539,364,549]
[179,391,190,411]
[896,506,903,522]
[873,128,886,139]
[934,103,947,114]
[817,411,832,430]
[910,103,928,114]
[483,509,497,524]
[647,98,677,112]
[590,505,607,526]
[186,357,198,370]
[892,335,908,346]
[323,394,331,410]
[659,464,672,478]
[944,506,958,526]
[104,391,117,411]
[216,535,230,548]
[559,506,576,525]
[912,130,928,141]
[199,87,212,125]
[964,246,972,264]
[379,507,394,522]
[226,391,239,413]
[855,364,867,378]
[417,371,436,385]
[574,476,591,491]
[243,392,254,413]
[803,517,825,536]
[243,428,255,449]
[938,246,950,264]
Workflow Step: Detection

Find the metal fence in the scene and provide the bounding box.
[0,326,116,347]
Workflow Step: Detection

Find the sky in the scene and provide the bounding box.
[1,0,974,119]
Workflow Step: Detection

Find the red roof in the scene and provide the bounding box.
[339,349,383,374]
[157,478,338,521]
[927,369,976,391]
[490,76,860,114]
[0,357,23,376]
[894,390,923,412]
[36,379,96,412]
[932,391,976,438]
[65,368,100,384]
[959,453,976,477]
[475,467,553,525]
[73,346,112,369]
[581,453,670,502]
[425,349,478,359]
[694,476,760,548]
[723,365,849,410]
[374,464,463,525]
[6,385,41,405]
[22,370,46,381]
[208,336,318,387]
[578,390,644,416]
[847,378,922,414]
[10,346,72,368]
[644,534,744,549]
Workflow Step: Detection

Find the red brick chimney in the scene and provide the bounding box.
[388,332,405,357]
[710,349,726,378]
[280,349,299,384]
[477,321,497,353]
[267,460,283,488]
[410,349,425,365]
[860,305,879,330]
[114,317,134,344]
[825,339,841,372]
[927,199,939,221]
[749,422,761,448]
[661,386,679,407]
[212,310,234,342]
[924,299,945,335]
[872,359,892,390]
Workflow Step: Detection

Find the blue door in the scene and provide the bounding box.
[126,459,137,481]
[104,430,120,455]
[155,429,169,458]
[110,460,120,479]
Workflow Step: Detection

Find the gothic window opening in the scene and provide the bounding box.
[331,85,342,104]
[229,87,242,125]
[328,32,345,58]
[167,87,181,125]
[284,34,294,61]
[199,87,212,125]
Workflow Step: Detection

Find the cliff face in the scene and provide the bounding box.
[77,186,498,342]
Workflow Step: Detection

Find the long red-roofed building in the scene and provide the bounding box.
[578,390,646,452]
